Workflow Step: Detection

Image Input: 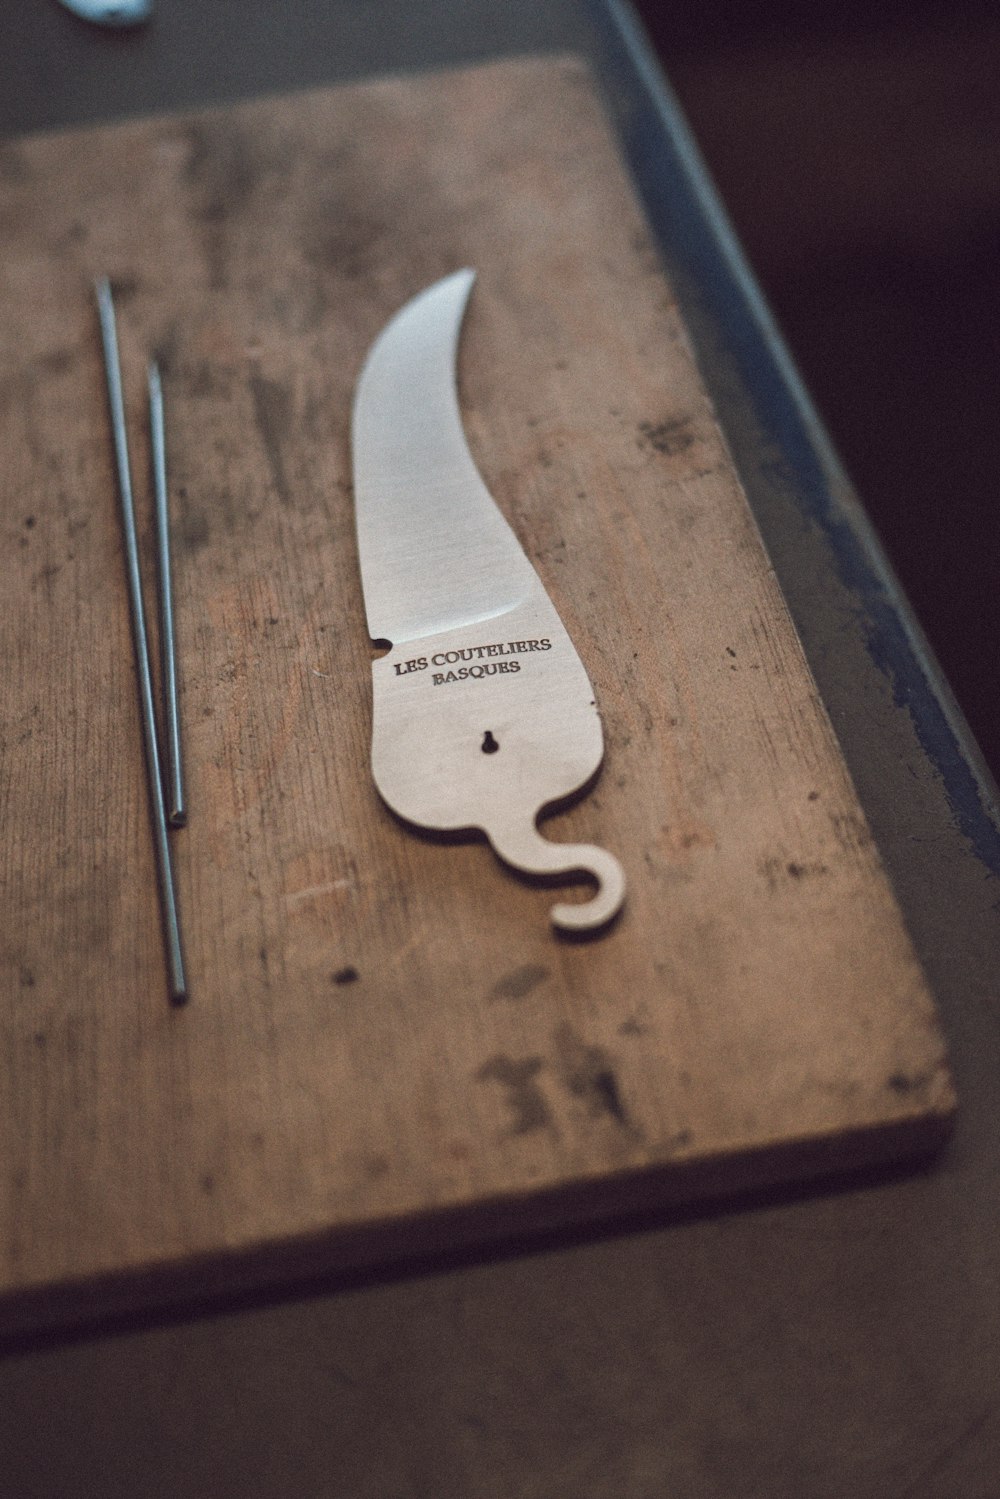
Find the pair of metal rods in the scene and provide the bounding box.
[95,277,188,1005]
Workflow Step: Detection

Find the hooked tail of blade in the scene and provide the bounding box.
[485,814,625,933]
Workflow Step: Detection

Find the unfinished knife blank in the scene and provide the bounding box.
[351,270,625,933]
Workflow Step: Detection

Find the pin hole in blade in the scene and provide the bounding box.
[370,638,393,660]
[481,730,499,754]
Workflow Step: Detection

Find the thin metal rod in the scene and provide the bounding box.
[95,278,187,1005]
[148,360,186,827]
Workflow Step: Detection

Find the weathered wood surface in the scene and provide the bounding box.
[0,56,953,1330]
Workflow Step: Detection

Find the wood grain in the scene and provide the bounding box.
[0,56,954,1331]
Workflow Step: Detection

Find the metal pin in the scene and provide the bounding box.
[95,278,188,1005]
[148,360,186,827]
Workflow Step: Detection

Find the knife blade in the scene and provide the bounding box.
[351,270,624,932]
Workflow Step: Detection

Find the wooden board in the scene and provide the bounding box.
[0,56,954,1332]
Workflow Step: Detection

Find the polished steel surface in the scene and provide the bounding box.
[148,360,186,829]
[352,271,625,929]
[95,280,187,1004]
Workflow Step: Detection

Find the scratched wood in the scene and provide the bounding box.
[0,57,954,1332]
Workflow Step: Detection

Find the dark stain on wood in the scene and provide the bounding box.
[249,372,292,509]
[760,855,830,891]
[830,810,874,852]
[178,498,211,553]
[477,1055,551,1135]
[302,208,389,281]
[182,359,236,401]
[108,273,141,304]
[618,1015,648,1037]
[184,121,261,287]
[31,562,61,598]
[184,121,259,224]
[34,350,73,381]
[637,416,696,456]
[553,1023,631,1129]
[491,963,548,1002]
[887,1071,930,1095]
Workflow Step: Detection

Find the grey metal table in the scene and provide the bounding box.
[3,3,999,1494]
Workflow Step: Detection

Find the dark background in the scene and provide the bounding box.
[636,0,1000,778]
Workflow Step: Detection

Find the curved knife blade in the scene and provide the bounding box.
[353,269,540,644]
[350,271,624,932]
